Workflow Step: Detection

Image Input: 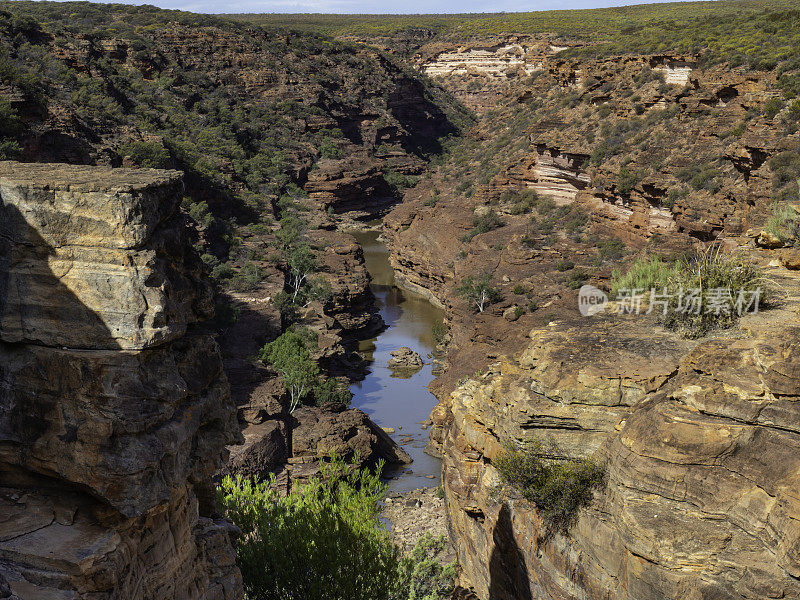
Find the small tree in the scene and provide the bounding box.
[456,274,501,313]
[287,243,317,301]
[275,214,306,252]
[260,328,319,412]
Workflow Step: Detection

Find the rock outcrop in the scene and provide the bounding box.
[388,346,424,371]
[0,162,243,599]
[431,260,800,600]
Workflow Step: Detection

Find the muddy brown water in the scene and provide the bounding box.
[350,228,445,494]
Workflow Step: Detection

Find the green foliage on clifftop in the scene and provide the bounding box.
[232,1,800,92]
[494,438,604,535]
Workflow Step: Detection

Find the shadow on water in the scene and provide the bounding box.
[350,228,445,494]
[488,504,533,600]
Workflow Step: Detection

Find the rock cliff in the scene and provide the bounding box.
[432,259,800,599]
[0,162,243,599]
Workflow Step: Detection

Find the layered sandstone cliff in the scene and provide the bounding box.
[430,257,800,599]
[0,162,243,599]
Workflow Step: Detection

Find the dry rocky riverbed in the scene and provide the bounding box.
[383,487,454,559]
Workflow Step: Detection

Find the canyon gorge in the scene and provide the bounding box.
[1,2,800,599]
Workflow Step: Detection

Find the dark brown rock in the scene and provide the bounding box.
[292,404,411,470]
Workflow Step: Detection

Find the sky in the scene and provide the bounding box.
[28,0,688,15]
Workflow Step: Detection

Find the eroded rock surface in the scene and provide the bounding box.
[431,264,800,600]
[0,163,242,599]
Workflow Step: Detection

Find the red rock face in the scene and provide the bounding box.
[0,163,243,599]
[381,41,800,600]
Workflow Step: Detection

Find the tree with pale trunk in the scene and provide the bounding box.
[456,274,501,313]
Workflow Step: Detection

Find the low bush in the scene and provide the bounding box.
[119,139,170,168]
[764,204,800,246]
[610,255,680,296]
[662,247,768,337]
[217,455,401,600]
[501,189,540,215]
[431,321,449,347]
[462,209,505,242]
[556,259,574,271]
[611,249,768,337]
[564,269,588,290]
[456,274,502,312]
[616,164,638,195]
[598,237,626,261]
[494,438,604,534]
[230,262,262,291]
[397,534,456,600]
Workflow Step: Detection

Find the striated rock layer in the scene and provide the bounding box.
[431,263,800,600]
[0,162,243,599]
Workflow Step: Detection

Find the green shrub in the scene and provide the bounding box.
[502,189,539,214]
[217,455,402,600]
[662,248,768,337]
[598,237,626,261]
[462,209,505,242]
[616,164,638,195]
[397,534,456,600]
[230,262,262,291]
[677,163,722,193]
[565,269,588,289]
[384,169,419,194]
[611,255,680,296]
[119,139,170,168]
[313,377,353,406]
[764,97,784,119]
[612,250,768,337]
[764,204,800,246]
[319,136,343,159]
[186,200,214,229]
[664,186,688,208]
[494,438,604,534]
[512,284,527,295]
[431,321,449,347]
[556,259,574,271]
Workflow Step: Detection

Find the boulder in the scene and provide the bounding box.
[779,247,800,270]
[756,230,785,248]
[388,346,424,370]
[292,404,411,472]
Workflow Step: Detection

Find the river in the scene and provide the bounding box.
[349,228,445,494]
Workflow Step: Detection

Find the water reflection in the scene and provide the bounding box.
[350,228,445,494]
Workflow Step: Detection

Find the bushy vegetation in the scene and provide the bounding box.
[456,274,501,313]
[462,209,505,242]
[610,255,682,296]
[764,204,800,246]
[236,1,800,96]
[218,455,455,600]
[611,249,768,337]
[431,321,449,347]
[259,326,351,411]
[397,534,456,600]
[494,438,604,534]
[218,456,400,600]
[0,1,469,295]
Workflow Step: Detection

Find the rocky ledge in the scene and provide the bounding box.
[0,162,243,599]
